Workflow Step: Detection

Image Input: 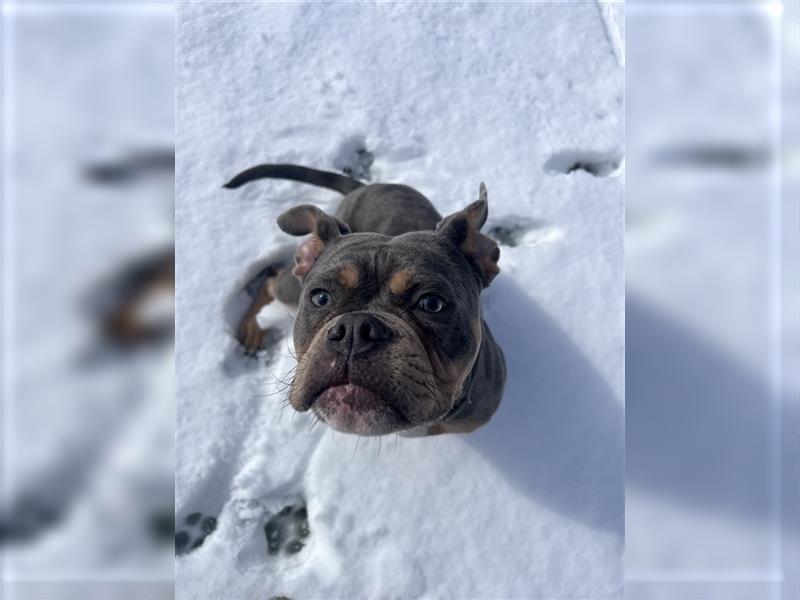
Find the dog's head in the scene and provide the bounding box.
[277,184,500,436]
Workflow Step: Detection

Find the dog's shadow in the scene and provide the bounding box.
[469,276,624,535]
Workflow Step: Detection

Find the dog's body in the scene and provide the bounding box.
[226,164,506,437]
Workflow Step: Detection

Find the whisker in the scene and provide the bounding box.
[278,401,292,424]
[249,384,292,399]
[264,366,296,387]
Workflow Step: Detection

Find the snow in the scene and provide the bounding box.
[176,2,623,598]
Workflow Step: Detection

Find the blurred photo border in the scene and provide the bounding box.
[0,1,798,599]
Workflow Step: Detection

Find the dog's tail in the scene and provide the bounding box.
[223,164,364,194]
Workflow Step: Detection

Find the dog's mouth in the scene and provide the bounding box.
[311,383,409,436]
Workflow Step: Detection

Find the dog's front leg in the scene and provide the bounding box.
[237,274,278,354]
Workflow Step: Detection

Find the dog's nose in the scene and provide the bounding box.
[326,312,393,355]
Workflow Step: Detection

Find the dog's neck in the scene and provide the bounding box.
[440,318,505,427]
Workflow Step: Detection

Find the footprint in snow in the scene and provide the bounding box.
[543,149,623,177]
[264,501,311,556]
[486,216,562,248]
[333,134,374,182]
[175,511,218,556]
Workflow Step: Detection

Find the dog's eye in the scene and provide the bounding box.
[417,294,446,313]
[310,289,332,307]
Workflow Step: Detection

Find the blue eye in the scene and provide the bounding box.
[417,294,446,313]
[310,289,332,307]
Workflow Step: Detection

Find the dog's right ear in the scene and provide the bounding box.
[277,205,350,280]
[436,183,500,288]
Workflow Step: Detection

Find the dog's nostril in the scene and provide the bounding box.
[327,323,346,342]
[359,318,391,342]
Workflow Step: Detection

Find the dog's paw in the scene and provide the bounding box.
[237,316,267,355]
[264,501,310,556]
[175,511,218,556]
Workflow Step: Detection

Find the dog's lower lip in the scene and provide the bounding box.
[311,383,409,435]
[314,383,381,407]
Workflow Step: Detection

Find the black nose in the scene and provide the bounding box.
[326,312,393,355]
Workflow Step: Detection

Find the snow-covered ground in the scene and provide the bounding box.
[176,3,623,598]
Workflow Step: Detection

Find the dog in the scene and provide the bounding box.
[224,164,506,437]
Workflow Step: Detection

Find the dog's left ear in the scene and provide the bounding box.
[277,204,351,280]
[436,183,500,287]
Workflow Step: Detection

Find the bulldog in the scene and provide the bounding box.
[224,164,506,437]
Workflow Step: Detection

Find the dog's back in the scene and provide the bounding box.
[335,183,441,237]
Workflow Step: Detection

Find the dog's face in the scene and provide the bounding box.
[278,187,500,436]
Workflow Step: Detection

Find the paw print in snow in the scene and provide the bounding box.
[264,502,310,556]
[175,511,218,556]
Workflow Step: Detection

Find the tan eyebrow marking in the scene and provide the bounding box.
[337,264,360,288]
[388,268,415,295]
